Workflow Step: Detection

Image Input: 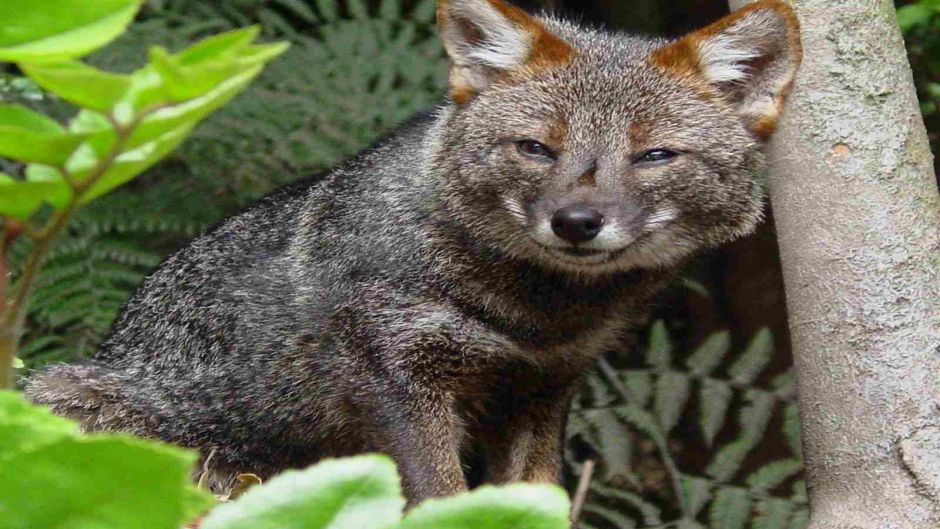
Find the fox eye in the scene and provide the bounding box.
[515,140,556,160]
[634,149,678,165]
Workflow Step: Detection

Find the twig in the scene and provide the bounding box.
[597,357,688,518]
[570,459,595,526]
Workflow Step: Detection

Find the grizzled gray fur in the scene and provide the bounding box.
[27,0,801,504]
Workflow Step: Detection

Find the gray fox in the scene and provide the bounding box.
[26,0,801,504]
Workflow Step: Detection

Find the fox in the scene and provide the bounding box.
[26,0,801,505]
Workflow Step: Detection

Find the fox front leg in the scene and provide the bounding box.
[482,387,574,485]
[361,386,468,506]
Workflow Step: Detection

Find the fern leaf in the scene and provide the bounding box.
[614,404,666,445]
[783,403,803,458]
[622,371,652,407]
[346,0,369,19]
[591,483,662,526]
[745,459,803,493]
[709,487,752,529]
[677,520,706,529]
[315,0,339,21]
[790,481,807,503]
[787,508,809,529]
[699,378,733,446]
[706,438,752,483]
[583,408,634,483]
[728,328,773,385]
[582,504,638,529]
[685,330,731,377]
[412,0,437,23]
[378,0,400,19]
[770,370,797,401]
[752,499,794,529]
[275,0,319,23]
[646,320,672,370]
[654,371,690,433]
[740,389,774,441]
[681,475,713,518]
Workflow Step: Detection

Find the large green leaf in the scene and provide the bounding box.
[20,61,131,111]
[0,173,70,220]
[0,103,86,165]
[0,436,211,529]
[0,390,78,456]
[0,391,212,529]
[0,0,143,63]
[201,455,405,529]
[398,484,570,529]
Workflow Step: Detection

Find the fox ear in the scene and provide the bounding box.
[437,0,574,104]
[652,0,802,139]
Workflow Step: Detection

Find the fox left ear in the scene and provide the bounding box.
[651,0,802,139]
[437,0,575,105]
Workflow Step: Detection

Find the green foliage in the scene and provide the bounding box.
[0,390,213,529]
[14,0,448,372]
[1,391,570,529]
[898,0,940,119]
[567,325,807,529]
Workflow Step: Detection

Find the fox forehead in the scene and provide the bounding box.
[463,36,726,152]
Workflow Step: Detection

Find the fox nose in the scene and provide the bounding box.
[551,205,604,244]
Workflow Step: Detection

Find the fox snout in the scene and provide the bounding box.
[521,193,653,253]
[550,204,604,244]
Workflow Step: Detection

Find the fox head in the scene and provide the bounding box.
[429,0,801,275]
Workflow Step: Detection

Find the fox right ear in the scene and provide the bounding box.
[437,0,574,104]
[651,0,802,139]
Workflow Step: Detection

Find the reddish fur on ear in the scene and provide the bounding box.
[438,0,575,104]
[650,0,802,138]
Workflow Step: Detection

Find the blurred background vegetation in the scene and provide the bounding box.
[2,1,935,528]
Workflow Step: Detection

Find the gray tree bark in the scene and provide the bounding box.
[728,1,940,528]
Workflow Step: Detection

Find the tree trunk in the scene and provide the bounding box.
[728,1,940,528]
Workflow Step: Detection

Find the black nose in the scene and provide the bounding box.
[551,205,604,243]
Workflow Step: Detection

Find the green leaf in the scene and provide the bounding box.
[685,330,731,377]
[82,121,195,202]
[0,0,142,63]
[681,476,712,518]
[0,390,78,456]
[739,389,774,440]
[646,320,672,370]
[582,408,633,482]
[0,103,86,165]
[12,358,24,369]
[788,509,810,529]
[699,378,733,446]
[379,0,401,19]
[348,0,370,19]
[746,459,803,493]
[590,484,661,526]
[0,435,210,529]
[399,484,570,529]
[201,455,405,529]
[753,499,793,529]
[24,164,73,209]
[728,328,773,385]
[654,371,690,433]
[706,438,752,483]
[897,4,934,32]
[709,487,751,529]
[0,173,70,219]
[783,403,803,458]
[20,61,130,111]
[622,371,652,407]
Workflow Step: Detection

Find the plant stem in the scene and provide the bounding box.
[0,105,155,389]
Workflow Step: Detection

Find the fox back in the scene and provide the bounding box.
[27,0,801,504]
